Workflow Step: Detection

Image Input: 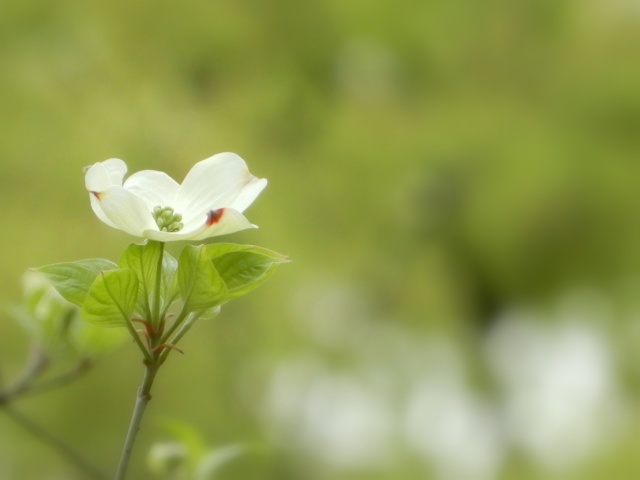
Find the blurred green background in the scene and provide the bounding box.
[1,0,640,479]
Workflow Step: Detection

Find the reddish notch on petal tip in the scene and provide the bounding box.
[91,191,102,200]
[206,208,225,226]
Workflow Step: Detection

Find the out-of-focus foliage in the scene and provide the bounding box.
[11,271,126,358]
[1,0,640,479]
[148,420,246,480]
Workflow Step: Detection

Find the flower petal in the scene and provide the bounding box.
[230,177,268,213]
[85,153,266,242]
[192,208,256,240]
[123,170,181,209]
[85,159,127,192]
[92,187,157,237]
[175,152,266,216]
[89,193,118,228]
[143,208,255,242]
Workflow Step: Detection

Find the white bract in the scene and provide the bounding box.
[85,152,267,242]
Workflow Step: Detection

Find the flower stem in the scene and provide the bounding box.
[114,362,159,480]
[151,241,165,325]
[115,241,168,479]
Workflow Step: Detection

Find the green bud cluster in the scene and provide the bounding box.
[153,206,184,232]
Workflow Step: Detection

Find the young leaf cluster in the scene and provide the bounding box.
[36,241,288,359]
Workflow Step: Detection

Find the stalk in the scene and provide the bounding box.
[113,362,159,480]
[151,241,165,325]
[115,241,167,479]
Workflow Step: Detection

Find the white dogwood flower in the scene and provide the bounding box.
[85,152,267,241]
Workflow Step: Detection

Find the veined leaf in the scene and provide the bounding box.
[205,244,289,301]
[162,250,179,305]
[177,245,227,313]
[37,258,117,306]
[82,269,139,327]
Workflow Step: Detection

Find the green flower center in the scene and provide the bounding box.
[153,206,184,232]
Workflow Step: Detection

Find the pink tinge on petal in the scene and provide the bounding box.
[206,208,225,226]
[92,186,158,237]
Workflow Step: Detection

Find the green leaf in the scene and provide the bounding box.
[177,245,227,312]
[118,241,180,320]
[196,444,246,480]
[81,269,139,327]
[37,259,118,306]
[9,277,79,357]
[204,244,289,301]
[12,271,128,358]
[119,242,161,295]
[199,305,221,320]
[205,243,289,263]
[162,251,179,305]
[118,241,162,317]
[71,321,129,355]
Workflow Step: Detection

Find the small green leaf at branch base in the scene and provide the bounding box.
[199,305,221,321]
[36,259,118,306]
[204,244,289,302]
[82,269,139,327]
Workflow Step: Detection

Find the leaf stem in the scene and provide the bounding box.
[0,344,48,401]
[0,346,103,479]
[158,306,189,345]
[114,361,159,480]
[4,358,91,402]
[3,405,108,480]
[121,314,154,363]
[158,312,202,364]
